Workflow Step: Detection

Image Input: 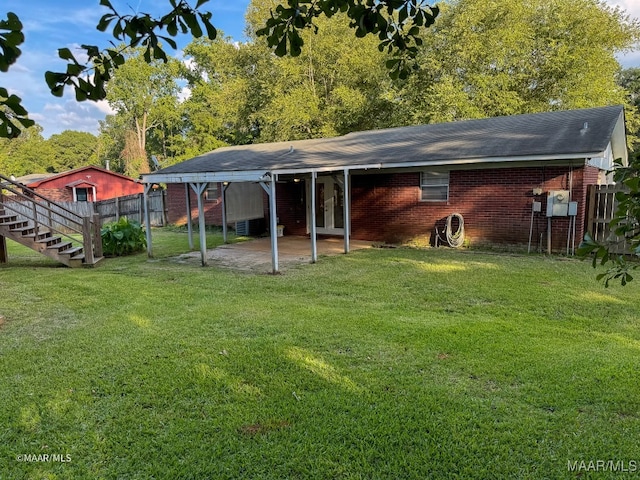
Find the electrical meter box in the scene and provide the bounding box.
[546,190,570,217]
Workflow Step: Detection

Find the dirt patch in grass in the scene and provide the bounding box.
[239,420,291,437]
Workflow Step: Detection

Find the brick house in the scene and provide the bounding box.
[142,105,627,271]
[26,166,144,202]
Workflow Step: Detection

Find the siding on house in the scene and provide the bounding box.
[28,167,143,202]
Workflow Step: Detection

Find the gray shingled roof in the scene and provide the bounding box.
[145,105,624,180]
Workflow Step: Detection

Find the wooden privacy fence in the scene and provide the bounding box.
[586,184,632,254]
[95,191,166,226]
[2,190,166,231]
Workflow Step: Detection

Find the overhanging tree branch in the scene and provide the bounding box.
[256,0,439,79]
[0,12,34,138]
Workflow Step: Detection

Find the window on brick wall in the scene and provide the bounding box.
[420,171,449,201]
[205,182,219,201]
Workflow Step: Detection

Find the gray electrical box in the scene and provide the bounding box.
[546,190,570,217]
[532,201,542,213]
[568,201,578,217]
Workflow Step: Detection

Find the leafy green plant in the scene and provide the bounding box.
[100,217,146,256]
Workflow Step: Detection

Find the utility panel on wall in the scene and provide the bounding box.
[546,190,570,217]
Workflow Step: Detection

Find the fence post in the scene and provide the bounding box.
[92,213,103,258]
[586,185,596,238]
[162,189,167,226]
[115,196,120,222]
[83,216,95,265]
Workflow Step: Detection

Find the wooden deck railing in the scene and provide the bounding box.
[0,173,102,262]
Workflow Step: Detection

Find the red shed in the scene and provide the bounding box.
[26,166,143,203]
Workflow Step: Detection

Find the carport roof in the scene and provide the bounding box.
[142,105,626,184]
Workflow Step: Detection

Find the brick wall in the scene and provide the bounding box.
[347,165,594,251]
[273,165,595,251]
[166,183,223,226]
[33,188,72,203]
[165,164,600,252]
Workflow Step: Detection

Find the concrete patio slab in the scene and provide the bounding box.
[173,236,374,273]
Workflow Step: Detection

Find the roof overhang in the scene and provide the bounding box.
[142,153,607,185]
[66,180,97,188]
[141,170,273,184]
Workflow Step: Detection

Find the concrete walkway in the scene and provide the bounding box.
[174,236,374,273]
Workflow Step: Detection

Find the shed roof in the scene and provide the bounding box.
[28,165,140,188]
[143,105,626,183]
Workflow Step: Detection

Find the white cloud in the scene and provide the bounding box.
[35,100,111,137]
[178,86,192,103]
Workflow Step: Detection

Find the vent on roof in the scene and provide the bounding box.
[580,122,589,135]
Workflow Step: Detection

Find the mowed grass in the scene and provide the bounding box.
[1,229,640,479]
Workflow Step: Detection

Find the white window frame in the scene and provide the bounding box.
[420,171,449,202]
[205,182,219,202]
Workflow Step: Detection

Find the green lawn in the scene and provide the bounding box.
[1,230,639,479]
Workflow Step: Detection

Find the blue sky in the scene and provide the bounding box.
[2,0,639,138]
[3,0,250,137]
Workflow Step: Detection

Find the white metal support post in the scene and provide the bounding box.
[259,176,279,273]
[221,183,230,243]
[310,171,318,263]
[269,175,279,273]
[190,182,208,266]
[144,184,154,258]
[185,183,194,250]
[343,168,350,254]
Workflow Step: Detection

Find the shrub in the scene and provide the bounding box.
[101,217,147,256]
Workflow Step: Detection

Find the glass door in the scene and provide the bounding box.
[314,177,344,234]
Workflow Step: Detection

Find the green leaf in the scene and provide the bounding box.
[274,34,288,57]
[182,12,203,38]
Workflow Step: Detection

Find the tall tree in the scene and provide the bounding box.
[105,48,182,177]
[180,0,401,148]
[618,68,640,152]
[96,113,128,174]
[249,3,400,141]
[46,130,99,173]
[0,124,54,176]
[397,0,640,125]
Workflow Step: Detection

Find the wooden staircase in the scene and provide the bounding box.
[0,173,103,267]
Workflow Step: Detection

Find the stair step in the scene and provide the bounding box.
[70,253,85,261]
[48,241,73,252]
[0,214,18,223]
[62,246,83,257]
[37,235,61,246]
[10,225,36,235]
[5,220,29,230]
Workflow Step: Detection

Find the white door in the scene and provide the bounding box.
[312,177,344,235]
